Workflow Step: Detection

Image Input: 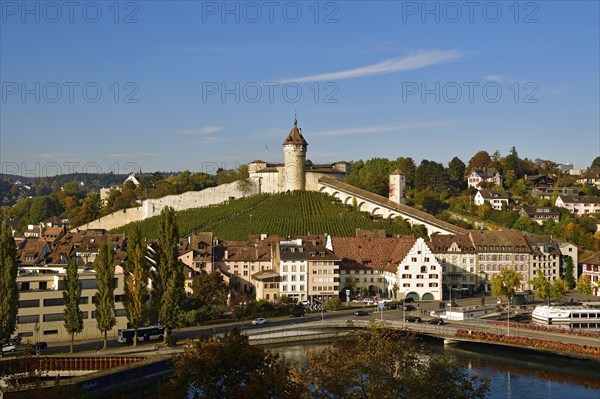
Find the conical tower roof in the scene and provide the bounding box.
[283,115,308,146]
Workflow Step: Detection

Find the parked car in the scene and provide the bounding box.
[34,342,48,351]
[2,343,17,353]
[386,304,398,310]
[405,316,422,323]
[301,300,310,306]
[289,311,305,318]
[428,318,445,325]
[251,318,266,325]
[403,297,415,303]
[403,305,416,311]
[354,310,369,316]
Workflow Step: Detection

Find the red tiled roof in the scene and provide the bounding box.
[332,236,416,273]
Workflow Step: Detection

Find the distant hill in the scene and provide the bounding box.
[111,191,415,240]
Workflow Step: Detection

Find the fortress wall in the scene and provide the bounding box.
[73,179,260,232]
[73,206,144,231]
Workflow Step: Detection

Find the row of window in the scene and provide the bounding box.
[479,254,528,261]
[17,309,128,325]
[18,295,125,309]
[479,264,527,272]
[402,283,438,288]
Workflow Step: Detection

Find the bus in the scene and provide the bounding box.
[117,325,165,344]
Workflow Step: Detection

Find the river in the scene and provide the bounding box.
[269,338,600,399]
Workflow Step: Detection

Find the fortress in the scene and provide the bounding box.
[248,116,351,193]
[77,118,469,235]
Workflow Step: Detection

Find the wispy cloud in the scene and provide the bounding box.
[484,75,504,82]
[281,50,469,83]
[312,120,464,138]
[178,126,224,136]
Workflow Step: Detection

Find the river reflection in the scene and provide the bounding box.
[269,338,600,399]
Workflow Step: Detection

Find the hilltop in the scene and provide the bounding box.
[110,191,416,240]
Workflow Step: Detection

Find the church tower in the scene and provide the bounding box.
[389,168,406,204]
[283,115,308,191]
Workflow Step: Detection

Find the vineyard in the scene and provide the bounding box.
[111,191,415,240]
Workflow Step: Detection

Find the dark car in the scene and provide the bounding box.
[403,297,415,303]
[289,311,305,318]
[428,318,445,325]
[386,304,398,310]
[405,316,422,323]
[354,310,369,316]
[34,342,48,350]
[403,305,416,311]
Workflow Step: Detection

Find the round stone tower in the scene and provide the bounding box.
[283,116,308,191]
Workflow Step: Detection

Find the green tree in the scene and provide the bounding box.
[447,156,466,189]
[162,330,304,398]
[491,267,521,305]
[576,274,593,296]
[324,298,342,310]
[190,271,229,308]
[63,257,83,353]
[305,326,489,399]
[156,207,185,344]
[563,256,576,289]
[590,156,600,169]
[530,269,551,305]
[124,226,149,346]
[29,196,55,224]
[414,159,449,191]
[550,278,569,302]
[93,242,116,350]
[466,150,492,175]
[0,223,19,356]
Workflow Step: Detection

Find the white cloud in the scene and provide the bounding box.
[178,126,224,135]
[484,75,504,82]
[281,50,469,83]
[311,120,464,138]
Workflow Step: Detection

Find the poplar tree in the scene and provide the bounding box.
[0,223,19,357]
[157,206,184,344]
[124,226,148,346]
[63,257,83,353]
[94,241,116,350]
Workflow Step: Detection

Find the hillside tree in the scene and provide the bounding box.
[191,271,229,308]
[157,207,185,344]
[0,223,19,356]
[93,241,116,350]
[124,226,149,346]
[466,150,492,175]
[63,257,83,353]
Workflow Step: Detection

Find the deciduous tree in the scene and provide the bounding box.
[124,226,149,346]
[530,269,551,305]
[63,257,83,353]
[156,206,185,344]
[491,267,521,305]
[576,274,593,296]
[563,256,576,289]
[305,325,489,399]
[190,271,229,308]
[93,241,116,350]
[163,330,304,398]
[550,278,569,302]
[467,150,492,175]
[0,223,18,356]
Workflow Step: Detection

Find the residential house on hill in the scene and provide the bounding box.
[555,195,600,214]
[474,189,509,211]
[531,187,579,200]
[576,168,600,188]
[519,206,561,224]
[467,168,503,188]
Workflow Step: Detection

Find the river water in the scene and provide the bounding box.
[269,338,600,399]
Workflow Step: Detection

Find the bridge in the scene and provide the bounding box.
[318,177,469,235]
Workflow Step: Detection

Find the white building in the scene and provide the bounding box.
[277,239,308,303]
[555,195,600,215]
[474,189,509,211]
[397,238,443,301]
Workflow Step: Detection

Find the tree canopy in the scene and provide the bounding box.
[0,223,18,352]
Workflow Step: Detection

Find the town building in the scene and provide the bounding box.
[580,252,600,296]
[15,266,128,343]
[430,233,478,299]
[531,187,579,200]
[525,235,561,283]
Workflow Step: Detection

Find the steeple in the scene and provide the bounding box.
[283,114,308,147]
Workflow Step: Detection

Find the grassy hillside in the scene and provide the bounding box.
[111,191,414,240]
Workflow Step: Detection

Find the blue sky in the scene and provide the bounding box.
[1,1,599,176]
